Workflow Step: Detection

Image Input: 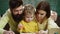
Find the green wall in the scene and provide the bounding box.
[0,0,60,16]
[57,0,60,16]
[0,0,9,15]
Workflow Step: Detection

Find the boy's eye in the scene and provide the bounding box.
[31,17,32,18]
[30,17,32,18]
[27,17,29,18]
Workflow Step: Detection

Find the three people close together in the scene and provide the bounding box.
[0,0,59,34]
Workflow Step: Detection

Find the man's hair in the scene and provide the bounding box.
[24,4,35,15]
[9,0,23,10]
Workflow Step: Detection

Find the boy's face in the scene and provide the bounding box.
[25,14,34,22]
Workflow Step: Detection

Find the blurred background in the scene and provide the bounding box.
[0,0,60,15]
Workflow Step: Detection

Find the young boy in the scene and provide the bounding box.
[17,4,38,33]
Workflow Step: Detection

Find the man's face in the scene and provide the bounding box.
[11,5,24,22]
[12,5,24,17]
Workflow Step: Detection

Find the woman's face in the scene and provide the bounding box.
[36,10,46,21]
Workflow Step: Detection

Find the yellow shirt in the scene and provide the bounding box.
[18,20,38,33]
[37,18,59,31]
[37,18,48,31]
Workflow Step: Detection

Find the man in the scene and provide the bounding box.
[0,0,24,34]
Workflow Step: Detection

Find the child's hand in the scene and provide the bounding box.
[18,24,24,29]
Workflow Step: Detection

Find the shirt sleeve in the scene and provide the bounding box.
[0,28,5,34]
[35,23,39,32]
[48,18,59,29]
[18,21,24,33]
[0,9,9,34]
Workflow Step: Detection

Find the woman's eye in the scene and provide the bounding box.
[41,14,44,15]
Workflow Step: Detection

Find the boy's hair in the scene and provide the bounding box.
[23,4,36,15]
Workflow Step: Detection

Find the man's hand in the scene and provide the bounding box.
[3,30,15,34]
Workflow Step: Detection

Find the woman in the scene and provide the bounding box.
[35,1,59,34]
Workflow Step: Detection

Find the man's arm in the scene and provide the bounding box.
[0,9,9,34]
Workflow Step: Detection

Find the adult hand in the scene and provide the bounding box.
[3,30,15,34]
[38,30,48,34]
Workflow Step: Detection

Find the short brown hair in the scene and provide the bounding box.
[24,4,35,15]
